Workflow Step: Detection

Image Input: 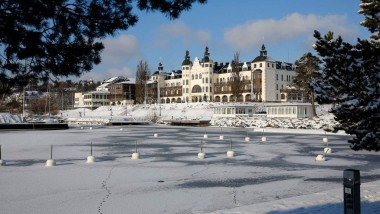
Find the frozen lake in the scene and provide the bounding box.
[1,126,379,213]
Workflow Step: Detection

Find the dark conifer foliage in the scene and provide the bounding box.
[0,0,207,94]
[312,0,380,151]
[293,52,321,117]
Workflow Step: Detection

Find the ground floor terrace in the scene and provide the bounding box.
[159,92,263,104]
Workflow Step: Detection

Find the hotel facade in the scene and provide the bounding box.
[153,45,300,104]
[74,45,305,109]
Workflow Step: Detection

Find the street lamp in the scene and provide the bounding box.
[22,86,26,120]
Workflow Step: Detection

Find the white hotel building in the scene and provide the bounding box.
[153,45,298,104]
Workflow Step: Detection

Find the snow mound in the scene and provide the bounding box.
[0,113,23,123]
[60,103,337,130]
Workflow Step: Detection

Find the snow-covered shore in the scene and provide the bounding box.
[0,113,23,123]
[56,103,337,129]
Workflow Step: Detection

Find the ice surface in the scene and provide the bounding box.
[0,126,379,214]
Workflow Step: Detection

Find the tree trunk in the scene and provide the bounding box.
[310,92,317,117]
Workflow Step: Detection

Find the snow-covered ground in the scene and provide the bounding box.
[1,126,380,214]
[56,103,338,130]
[0,113,23,123]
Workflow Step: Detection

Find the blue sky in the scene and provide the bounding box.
[80,0,371,82]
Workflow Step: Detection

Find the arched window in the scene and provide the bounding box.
[206,77,208,83]
[199,74,202,79]
[191,85,202,93]
[192,74,194,80]
[195,74,198,79]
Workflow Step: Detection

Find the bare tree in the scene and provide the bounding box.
[293,52,321,117]
[135,60,150,104]
[230,52,244,102]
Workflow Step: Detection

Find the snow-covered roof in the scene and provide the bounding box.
[212,103,263,108]
[265,102,314,107]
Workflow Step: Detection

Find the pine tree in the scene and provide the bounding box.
[312,0,380,151]
[293,53,321,117]
[0,0,207,95]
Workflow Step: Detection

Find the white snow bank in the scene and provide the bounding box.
[0,113,23,123]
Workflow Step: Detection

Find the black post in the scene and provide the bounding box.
[343,169,361,214]
[50,144,53,160]
[90,142,93,156]
[0,145,2,160]
[230,139,232,151]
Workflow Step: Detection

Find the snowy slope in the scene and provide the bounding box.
[0,113,23,123]
[1,103,337,130]
[60,103,337,130]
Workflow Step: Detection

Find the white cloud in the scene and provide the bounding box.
[154,21,211,47]
[79,66,134,82]
[101,35,141,64]
[106,66,134,78]
[224,13,358,51]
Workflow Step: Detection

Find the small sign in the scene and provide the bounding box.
[345,187,352,194]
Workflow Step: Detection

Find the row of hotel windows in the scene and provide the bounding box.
[165,82,182,87]
[180,86,213,94]
[253,63,274,69]
[214,107,252,115]
[182,63,213,71]
[267,107,307,115]
[157,71,267,86]
[84,94,110,99]
[83,102,110,106]
[167,74,263,87]
[276,74,294,81]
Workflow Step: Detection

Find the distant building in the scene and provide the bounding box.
[152,45,298,104]
[74,76,135,109]
[74,45,303,109]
